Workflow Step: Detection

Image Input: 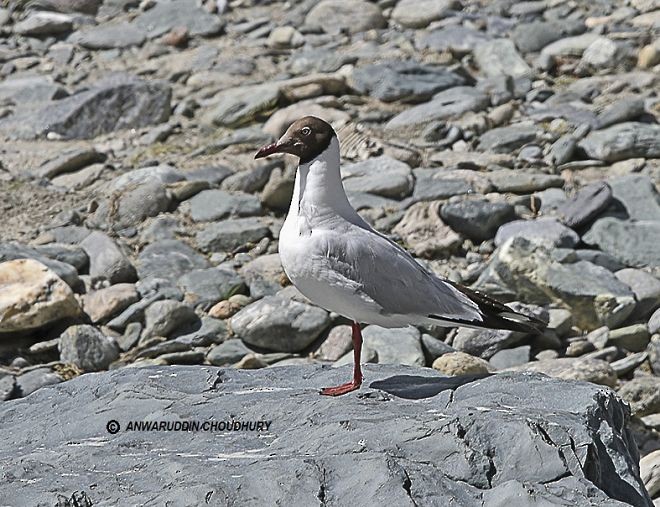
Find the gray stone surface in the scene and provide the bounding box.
[441,199,515,241]
[0,365,650,506]
[341,156,413,199]
[304,0,386,34]
[177,268,246,311]
[554,181,613,229]
[14,368,61,397]
[362,326,424,366]
[59,324,119,371]
[583,218,660,268]
[579,122,660,162]
[207,339,252,366]
[615,268,660,319]
[69,22,146,49]
[495,217,580,248]
[609,174,660,222]
[136,239,210,281]
[391,0,456,28]
[473,39,533,79]
[80,231,137,284]
[196,217,271,252]
[132,0,224,38]
[477,124,538,153]
[186,189,261,222]
[142,299,199,339]
[416,26,490,53]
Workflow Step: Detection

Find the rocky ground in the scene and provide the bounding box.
[0,0,659,503]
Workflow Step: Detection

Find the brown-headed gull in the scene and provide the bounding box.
[255,116,544,396]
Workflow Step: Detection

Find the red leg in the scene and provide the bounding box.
[320,321,363,396]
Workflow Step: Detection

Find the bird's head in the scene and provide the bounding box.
[255,116,336,164]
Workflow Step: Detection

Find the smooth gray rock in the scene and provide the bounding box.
[196,217,271,252]
[143,300,199,339]
[137,239,210,281]
[0,75,68,104]
[35,147,105,180]
[132,0,224,38]
[441,199,515,241]
[362,326,424,366]
[207,339,252,366]
[0,75,171,140]
[14,368,61,397]
[512,20,585,54]
[649,308,660,335]
[609,174,660,222]
[69,22,146,49]
[615,269,660,319]
[390,0,457,28]
[583,218,660,268]
[304,0,386,34]
[488,169,563,193]
[579,122,660,162]
[110,165,183,191]
[230,292,330,352]
[177,268,246,311]
[0,374,15,400]
[204,84,280,128]
[186,189,261,222]
[341,156,413,199]
[221,164,276,194]
[13,12,73,36]
[477,124,538,153]
[240,253,285,299]
[489,345,531,369]
[596,97,646,130]
[617,376,660,418]
[495,217,580,248]
[59,324,119,371]
[554,181,613,229]
[0,365,650,506]
[416,26,490,53]
[350,61,465,103]
[0,243,81,290]
[80,232,137,284]
[473,39,533,79]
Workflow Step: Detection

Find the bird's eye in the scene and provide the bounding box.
[301,127,311,136]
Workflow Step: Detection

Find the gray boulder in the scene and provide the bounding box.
[583,218,660,268]
[0,365,650,506]
[132,0,224,38]
[441,199,515,241]
[494,217,580,248]
[304,0,386,34]
[59,325,119,371]
[80,232,137,284]
[341,156,413,199]
[579,123,660,162]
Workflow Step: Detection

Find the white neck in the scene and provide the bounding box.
[286,137,362,231]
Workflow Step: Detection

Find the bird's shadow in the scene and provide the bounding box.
[369,373,491,400]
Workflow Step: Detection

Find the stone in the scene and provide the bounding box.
[494,218,580,248]
[14,368,62,397]
[440,199,515,241]
[207,339,252,366]
[0,365,651,506]
[649,308,660,335]
[204,84,280,128]
[416,26,490,54]
[608,324,650,353]
[0,75,68,104]
[541,33,601,58]
[477,124,538,153]
[208,298,245,320]
[392,201,462,258]
[132,0,224,38]
[341,156,413,199]
[304,0,386,34]
[0,75,171,141]
[420,333,454,362]
[512,21,584,54]
[13,12,73,36]
[547,309,573,337]
[0,259,81,334]
[111,165,183,191]
[362,326,424,366]
[554,181,613,229]
[80,232,137,284]
[432,351,492,375]
[315,325,353,361]
[230,292,330,353]
[221,164,276,194]
[177,268,245,311]
[349,61,465,103]
[583,218,660,268]
[36,148,105,180]
[581,37,620,69]
[390,0,456,28]
[507,358,617,387]
[196,218,271,253]
[186,189,261,222]
[640,450,660,498]
[386,87,489,131]
[0,243,81,290]
[638,41,660,68]
[267,26,304,49]
[615,269,660,319]
[261,168,295,211]
[609,174,660,222]
[32,244,88,273]
[240,253,285,299]
[579,123,660,162]
[475,237,636,330]
[487,170,563,193]
[137,240,209,282]
[596,97,646,130]
[59,324,119,371]
[617,376,660,417]
[69,22,146,49]
[143,300,198,339]
[473,39,533,79]
[489,346,531,369]
[82,284,139,324]
[51,163,106,190]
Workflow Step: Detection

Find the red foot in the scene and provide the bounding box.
[320,380,362,396]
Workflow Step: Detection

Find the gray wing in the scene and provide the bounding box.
[312,224,482,322]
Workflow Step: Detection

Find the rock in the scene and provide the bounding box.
[51,163,106,190]
[37,147,106,180]
[196,218,271,253]
[638,40,660,68]
[609,174,660,222]
[0,259,81,333]
[14,368,62,397]
[82,284,139,323]
[304,0,386,34]
[32,244,88,273]
[240,253,285,299]
[583,218,660,268]
[494,218,580,248]
[416,26,491,54]
[554,181,613,229]
[409,169,477,203]
[230,292,330,353]
[512,20,584,54]
[617,376,660,417]
[475,237,636,330]
[80,232,137,284]
[615,269,660,319]
[350,60,465,103]
[143,300,198,339]
[13,12,73,36]
[386,87,489,131]
[596,97,646,130]
[547,308,573,337]
[186,189,261,222]
[69,22,146,49]
[341,156,413,199]
[649,308,660,335]
[59,324,119,371]
[207,339,252,366]
[507,358,617,387]
[432,351,492,375]
[581,37,621,69]
[0,364,651,506]
[177,268,245,311]
[489,346,531,369]
[640,450,660,498]
[204,84,280,128]
[0,75,171,141]
[0,75,68,104]
[579,123,660,162]
[392,201,462,258]
[420,333,454,362]
[473,39,533,79]
[440,199,515,241]
[541,33,601,58]
[263,103,349,138]
[315,325,352,361]
[0,243,81,290]
[477,124,538,153]
[137,239,209,282]
[487,169,563,193]
[390,0,456,28]
[608,324,650,353]
[111,165,183,191]
[267,26,304,49]
[208,294,249,320]
[261,168,295,211]
[362,326,424,366]
[30,0,101,14]
[132,0,224,38]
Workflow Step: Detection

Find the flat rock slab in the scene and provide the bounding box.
[0,364,650,506]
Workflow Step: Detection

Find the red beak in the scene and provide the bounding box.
[254,142,280,159]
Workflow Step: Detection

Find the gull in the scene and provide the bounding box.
[255,117,544,396]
